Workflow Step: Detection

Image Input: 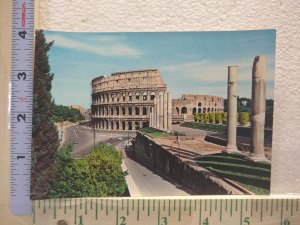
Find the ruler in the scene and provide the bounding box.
[10,0,34,214]
[32,197,299,225]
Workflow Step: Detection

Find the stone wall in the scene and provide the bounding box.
[132,132,242,195]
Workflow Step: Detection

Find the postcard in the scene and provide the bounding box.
[31,30,275,199]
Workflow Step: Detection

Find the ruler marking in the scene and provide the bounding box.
[178,199,181,222]
[143,199,145,211]
[240,199,243,225]
[96,199,98,220]
[194,199,197,211]
[286,199,288,211]
[205,199,207,211]
[210,199,212,216]
[246,199,248,212]
[148,199,150,216]
[54,199,56,219]
[225,199,228,211]
[158,201,160,225]
[236,199,238,212]
[126,199,129,216]
[215,199,217,212]
[184,199,186,211]
[85,199,87,215]
[90,198,92,210]
[260,199,263,222]
[132,199,134,211]
[266,199,268,211]
[189,199,191,216]
[38,200,40,209]
[101,199,103,210]
[80,199,82,209]
[43,200,45,214]
[199,200,202,225]
[168,199,170,216]
[271,199,273,216]
[230,199,233,217]
[296,199,298,211]
[256,199,258,212]
[276,199,278,211]
[122,199,124,211]
[220,199,222,222]
[291,199,293,216]
[106,199,108,215]
[70,199,72,209]
[174,199,176,211]
[137,199,140,221]
[280,199,283,225]
[112,199,114,211]
[116,200,119,225]
[75,199,77,225]
[153,199,155,211]
[163,199,165,211]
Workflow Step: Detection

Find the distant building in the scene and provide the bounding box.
[70,105,85,115]
[172,94,224,123]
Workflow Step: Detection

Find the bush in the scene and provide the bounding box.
[194,113,204,123]
[204,113,209,123]
[239,112,250,126]
[49,143,127,198]
[222,112,227,124]
[216,112,222,124]
[209,112,216,123]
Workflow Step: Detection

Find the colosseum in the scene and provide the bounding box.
[91,69,168,131]
[172,94,224,123]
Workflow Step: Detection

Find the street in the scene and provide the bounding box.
[62,124,191,196]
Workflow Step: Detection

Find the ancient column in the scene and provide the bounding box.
[224,66,239,153]
[163,92,168,131]
[160,94,164,130]
[250,55,267,161]
[153,98,157,128]
[167,92,172,132]
[156,96,160,128]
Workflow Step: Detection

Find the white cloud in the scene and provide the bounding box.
[46,34,141,57]
[161,57,275,82]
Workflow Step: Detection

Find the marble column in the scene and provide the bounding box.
[153,98,157,128]
[160,94,164,130]
[224,66,239,153]
[163,93,168,131]
[156,96,160,128]
[167,92,172,132]
[250,55,267,161]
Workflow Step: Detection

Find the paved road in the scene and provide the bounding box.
[64,124,134,157]
[63,124,191,196]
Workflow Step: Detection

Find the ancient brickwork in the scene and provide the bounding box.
[91,69,168,131]
[172,94,224,122]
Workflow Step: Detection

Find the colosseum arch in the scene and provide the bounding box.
[150,92,155,100]
[121,107,125,115]
[135,107,140,115]
[192,107,197,114]
[142,92,147,100]
[142,107,147,115]
[181,107,187,114]
[135,92,140,100]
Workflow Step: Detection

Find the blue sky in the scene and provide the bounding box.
[44,30,276,109]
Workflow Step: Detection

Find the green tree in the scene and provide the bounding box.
[31,30,59,199]
[216,112,222,124]
[209,112,216,123]
[204,113,209,123]
[222,112,227,124]
[239,112,250,126]
[49,143,127,198]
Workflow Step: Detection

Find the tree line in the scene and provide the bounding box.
[52,104,85,123]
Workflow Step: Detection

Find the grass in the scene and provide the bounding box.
[196,153,271,195]
[140,127,173,138]
[181,122,225,133]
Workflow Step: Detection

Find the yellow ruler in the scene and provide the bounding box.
[32,197,299,225]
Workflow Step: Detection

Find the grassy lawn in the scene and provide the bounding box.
[140,127,173,138]
[181,122,225,133]
[196,153,271,195]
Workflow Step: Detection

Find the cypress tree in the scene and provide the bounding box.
[31,30,59,199]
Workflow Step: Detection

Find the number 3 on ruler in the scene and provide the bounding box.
[17,72,26,80]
